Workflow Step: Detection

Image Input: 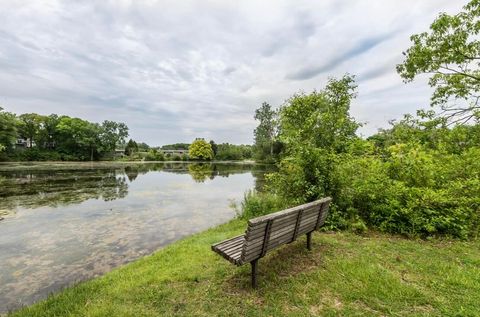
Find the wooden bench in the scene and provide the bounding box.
[211,197,332,288]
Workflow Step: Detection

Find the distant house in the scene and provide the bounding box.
[15,138,35,148]
[114,149,126,158]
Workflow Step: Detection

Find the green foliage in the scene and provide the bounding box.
[269,74,361,204]
[245,75,480,239]
[188,138,214,160]
[144,149,165,161]
[0,107,18,150]
[397,0,480,123]
[18,113,43,147]
[238,190,289,220]
[100,120,129,153]
[161,143,190,150]
[124,139,138,156]
[215,143,253,160]
[253,102,281,162]
[0,108,130,161]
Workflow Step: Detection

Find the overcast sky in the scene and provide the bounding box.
[0,0,464,145]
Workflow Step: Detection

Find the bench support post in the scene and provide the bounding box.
[251,259,258,288]
[306,232,312,251]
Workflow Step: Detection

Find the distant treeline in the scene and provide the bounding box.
[124,140,253,161]
[0,108,128,161]
[0,108,254,162]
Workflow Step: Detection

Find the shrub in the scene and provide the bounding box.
[238,190,289,220]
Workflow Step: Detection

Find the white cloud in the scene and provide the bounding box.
[0,0,465,145]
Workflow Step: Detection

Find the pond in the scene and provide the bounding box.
[0,162,271,312]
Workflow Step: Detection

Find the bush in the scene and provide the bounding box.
[331,146,480,239]
[238,190,289,220]
[144,149,164,161]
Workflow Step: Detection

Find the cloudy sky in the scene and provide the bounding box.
[0,0,464,145]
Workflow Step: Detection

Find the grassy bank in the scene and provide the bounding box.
[10,219,480,316]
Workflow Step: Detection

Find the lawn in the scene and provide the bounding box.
[10,220,480,316]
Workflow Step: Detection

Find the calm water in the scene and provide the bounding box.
[0,162,269,312]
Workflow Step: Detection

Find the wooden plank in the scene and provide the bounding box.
[221,241,244,254]
[245,211,319,241]
[244,215,319,247]
[245,205,320,235]
[214,235,244,251]
[211,234,244,248]
[248,197,331,225]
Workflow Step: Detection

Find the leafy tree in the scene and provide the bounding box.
[280,74,360,153]
[100,120,129,153]
[188,138,214,160]
[56,117,102,160]
[37,114,60,149]
[254,102,278,161]
[137,142,150,152]
[209,140,218,157]
[269,75,361,203]
[18,113,43,147]
[397,0,480,124]
[0,107,18,151]
[125,139,138,156]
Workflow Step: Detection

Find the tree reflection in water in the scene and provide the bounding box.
[0,162,274,214]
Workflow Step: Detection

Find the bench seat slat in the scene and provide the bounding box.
[211,235,245,266]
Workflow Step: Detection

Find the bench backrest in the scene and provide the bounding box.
[240,197,332,263]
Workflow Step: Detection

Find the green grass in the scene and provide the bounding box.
[9,220,480,317]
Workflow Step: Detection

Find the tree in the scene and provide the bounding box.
[271,75,361,203]
[188,138,214,160]
[56,117,102,160]
[209,140,218,157]
[37,114,59,149]
[280,74,360,153]
[125,139,138,156]
[0,107,18,151]
[397,0,480,124]
[253,102,278,160]
[100,120,129,153]
[18,113,43,147]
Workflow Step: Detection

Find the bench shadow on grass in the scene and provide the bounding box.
[223,235,329,294]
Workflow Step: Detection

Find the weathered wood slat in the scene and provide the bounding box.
[247,197,331,225]
[215,235,244,251]
[211,234,244,248]
[244,214,319,246]
[245,205,320,235]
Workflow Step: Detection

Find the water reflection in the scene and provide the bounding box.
[0,162,272,312]
[0,162,270,214]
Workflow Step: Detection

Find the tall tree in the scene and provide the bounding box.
[253,102,278,160]
[100,120,129,153]
[57,117,102,161]
[18,113,43,147]
[125,139,138,156]
[37,114,60,149]
[397,0,480,124]
[0,107,18,150]
[209,140,218,157]
[280,74,360,153]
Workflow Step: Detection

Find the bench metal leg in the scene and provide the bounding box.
[251,259,258,288]
[306,232,312,251]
